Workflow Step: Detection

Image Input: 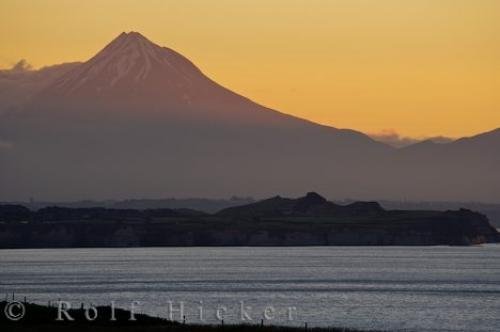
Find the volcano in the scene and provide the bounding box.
[0,32,499,202]
[39,31,239,112]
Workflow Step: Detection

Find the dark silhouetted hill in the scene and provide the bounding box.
[0,193,498,247]
[217,192,384,218]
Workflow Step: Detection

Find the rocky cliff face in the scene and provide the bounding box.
[0,215,498,248]
[0,193,498,248]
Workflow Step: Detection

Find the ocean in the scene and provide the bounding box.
[1,246,499,331]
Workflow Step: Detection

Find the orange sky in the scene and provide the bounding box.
[1,0,498,138]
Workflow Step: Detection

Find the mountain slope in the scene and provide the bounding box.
[0,61,79,114]
[40,32,206,103]
[0,32,499,202]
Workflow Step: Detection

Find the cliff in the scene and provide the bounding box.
[0,193,498,248]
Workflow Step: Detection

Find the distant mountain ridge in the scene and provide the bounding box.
[0,197,255,214]
[0,32,499,202]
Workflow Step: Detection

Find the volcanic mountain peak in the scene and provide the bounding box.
[48,32,203,98]
[1,32,500,202]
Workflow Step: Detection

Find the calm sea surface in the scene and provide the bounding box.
[1,246,499,332]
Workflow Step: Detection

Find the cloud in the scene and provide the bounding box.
[368,129,454,148]
[0,60,80,114]
[10,59,33,72]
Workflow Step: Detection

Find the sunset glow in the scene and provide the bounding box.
[1,0,498,138]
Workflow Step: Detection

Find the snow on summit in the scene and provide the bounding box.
[33,31,300,121]
[46,32,204,100]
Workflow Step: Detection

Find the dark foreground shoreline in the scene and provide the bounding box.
[0,301,382,332]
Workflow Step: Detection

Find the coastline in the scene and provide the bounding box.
[2,193,499,248]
